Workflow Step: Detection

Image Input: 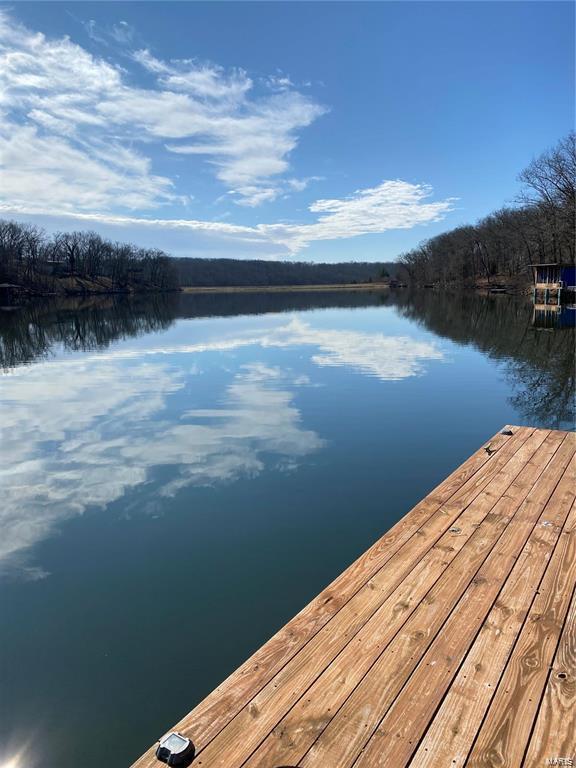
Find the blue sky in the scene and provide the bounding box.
[1,2,574,262]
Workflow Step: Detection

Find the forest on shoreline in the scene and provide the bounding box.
[0,219,398,297]
[398,133,575,286]
[0,134,573,299]
[0,225,180,297]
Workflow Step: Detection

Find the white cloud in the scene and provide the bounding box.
[83,19,136,47]
[0,9,455,255]
[263,181,455,254]
[0,10,325,209]
[133,48,253,102]
[287,176,322,192]
[1,179,455,258]
[263,74,294,92]
[161,85,324,206]
[0,125,177,212]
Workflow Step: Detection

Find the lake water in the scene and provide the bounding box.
[0,289,574,767]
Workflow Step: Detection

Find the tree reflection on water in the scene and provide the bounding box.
[394,290,575,429]
[1,288,573,428]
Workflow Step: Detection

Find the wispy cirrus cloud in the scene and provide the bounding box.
[1,180,455,258]
[0,125,178,212]
[264,181,455,254]
[0,9,455,257]
[132,47,253,102]
[81,18,137,47]
[0,10,325,209]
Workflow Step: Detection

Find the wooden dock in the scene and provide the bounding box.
[132,426,575,768]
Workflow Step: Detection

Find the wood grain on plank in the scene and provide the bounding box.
[466,482,576,767]
[185,430,548,768]
[130,427,526,768]
[292,430,556,768]
[354,439,576,768]
[130,427,576,768]
[409,444,576,768]
[523,573,576,768]
[240,433,568,768]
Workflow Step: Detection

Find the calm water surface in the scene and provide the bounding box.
[0,290,574,767]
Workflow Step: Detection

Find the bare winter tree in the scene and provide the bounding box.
[518,132,576,211]
[0,221,178,292]
[399,133,575,285]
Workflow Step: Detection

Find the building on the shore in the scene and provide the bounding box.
[531,262,576,304]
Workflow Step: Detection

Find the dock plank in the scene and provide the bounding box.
[298,430,561,768]
[466,480,576,767]
[130,426,527,766]
[358,443,576,768]
[241,431,561,768]
[129,427,575,768]
[523,572,576,768]
[410,449,576,768]
[190,430,548,768]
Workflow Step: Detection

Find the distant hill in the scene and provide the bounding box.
[173,257,404,287]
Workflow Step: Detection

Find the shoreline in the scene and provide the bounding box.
[181,283,392,294]
[1,282,533,305]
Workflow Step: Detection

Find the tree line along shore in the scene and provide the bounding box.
[397,133,574,286]
[0,133,573,300]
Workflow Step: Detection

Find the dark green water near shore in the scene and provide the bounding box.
[0,290,574,767]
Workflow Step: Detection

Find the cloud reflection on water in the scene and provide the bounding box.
[1,360,322,575]
[0,316,443,574]
[87,315,445,380]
